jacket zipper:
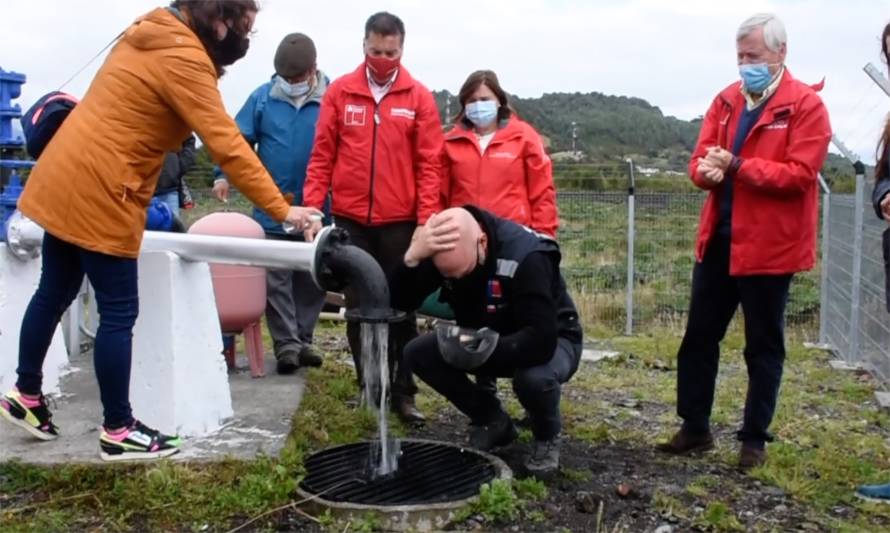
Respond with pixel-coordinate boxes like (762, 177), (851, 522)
(367, 103), (380, 224)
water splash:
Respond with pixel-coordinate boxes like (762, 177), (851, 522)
(360, 322), (400, 477)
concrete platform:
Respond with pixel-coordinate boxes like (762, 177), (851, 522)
(0, 349), (305, 464)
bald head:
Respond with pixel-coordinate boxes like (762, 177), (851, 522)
(432, 208), (487, 279)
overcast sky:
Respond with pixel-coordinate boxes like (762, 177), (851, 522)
(4, 0), (890, 162)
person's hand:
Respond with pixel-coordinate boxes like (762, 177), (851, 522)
(697, 158), (724, 185)
(283, 206), (323, 240)
(303, 214), (323, 242)
(212, 179), (230, 203)
(881, 194), (890, 221)
(404, 212), (461, 266)
(704, 146), (733, 172)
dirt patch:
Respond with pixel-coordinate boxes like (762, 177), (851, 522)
(404, 405), (814, 532)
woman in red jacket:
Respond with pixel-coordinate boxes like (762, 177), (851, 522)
(441, 70), (558, 236)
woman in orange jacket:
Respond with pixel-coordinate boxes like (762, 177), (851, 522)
(441, 70), (558, 237)
(0, 0), (320, 462)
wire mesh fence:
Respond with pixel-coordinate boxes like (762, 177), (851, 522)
(821, 177), (890, 384)
(179, 161), (826, 339)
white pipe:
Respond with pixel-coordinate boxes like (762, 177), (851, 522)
(6, 213), (333, 284)
(140, 231), (317, 271)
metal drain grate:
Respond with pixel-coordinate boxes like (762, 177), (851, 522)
(299, 440), (498, 506)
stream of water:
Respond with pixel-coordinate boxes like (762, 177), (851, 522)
(360, 321), (400, 477)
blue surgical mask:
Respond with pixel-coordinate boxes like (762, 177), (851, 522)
(465, 101), (498, 128)
(739, 63), (775, 93)
(277, 76), (311, 98)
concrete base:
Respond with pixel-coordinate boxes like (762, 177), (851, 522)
(0, 351), (305, 464)
(875, 391), (890, 410)
(829, 360), (862, 371)
(803, 342), (833, 351)
(581, 349), (620, 363)
(0, 244), (68, 394)
(131, 251), (233, 437)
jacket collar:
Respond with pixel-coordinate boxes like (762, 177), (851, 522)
(342, 62), (416, 98)
(268, 70), (329, 109)
(445, 116), (522, 144)
(718, 68), (817, 117)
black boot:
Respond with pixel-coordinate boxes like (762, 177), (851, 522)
(468, 411), (517, 451)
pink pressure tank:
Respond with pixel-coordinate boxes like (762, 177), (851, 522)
(188, 213), (266, 333)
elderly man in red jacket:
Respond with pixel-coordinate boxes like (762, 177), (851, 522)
(656, 13), (831, 470)
(302, 11), (443, 424)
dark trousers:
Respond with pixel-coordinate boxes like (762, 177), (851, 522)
(264, 233), (326, 354)
(335, 216), (418, 400)
(676, 236), (792, 445)
(405, 333), (582, 441)
(17, 232), (138, 429)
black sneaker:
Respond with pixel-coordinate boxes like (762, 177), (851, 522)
(0, 388), (60, 441)
(298, 344), (324, 368)
(275, 346), (301, 375)
(468, 412), (518, 451)
(99, 420), (181, 462)
(525, 438), (560, 476)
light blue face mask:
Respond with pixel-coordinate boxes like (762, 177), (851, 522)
(277, 76), (311, 98)
(465, 100), (498, 128)
(739, 63), (776, 93)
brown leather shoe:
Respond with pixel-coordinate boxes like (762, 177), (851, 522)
(655, 429), (714, 455)
(738, 444), (767, 471)
(392, 396), (426, 426)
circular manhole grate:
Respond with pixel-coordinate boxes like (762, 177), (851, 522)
(299, 439), (503, 506)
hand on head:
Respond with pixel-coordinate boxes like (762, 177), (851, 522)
(404, 210), (462, 266)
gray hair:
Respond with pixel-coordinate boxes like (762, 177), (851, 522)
(737, 13), (787, 52)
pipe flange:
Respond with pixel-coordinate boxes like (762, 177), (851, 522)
(5, 211), (43, 261)
(311, 225), (351, 292)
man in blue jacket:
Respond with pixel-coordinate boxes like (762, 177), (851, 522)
(214, 33), (329, 374)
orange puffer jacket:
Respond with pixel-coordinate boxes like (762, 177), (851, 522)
(18, 7), (290, 257)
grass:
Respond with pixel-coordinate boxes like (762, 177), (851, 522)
(4, 323), (890, 531)
(596, 329), (890, 531)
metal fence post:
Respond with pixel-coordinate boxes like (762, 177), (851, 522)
(817, 174), (831, 346)
(848, 163), (867, 365)
(625, 158), (635, 336)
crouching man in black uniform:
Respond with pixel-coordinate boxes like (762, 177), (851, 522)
(391, 206), (583, 474)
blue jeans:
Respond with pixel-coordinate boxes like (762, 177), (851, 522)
(155, 191), (180, 217)
(17, 232), (138, 429)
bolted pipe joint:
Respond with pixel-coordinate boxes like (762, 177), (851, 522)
(312, 226), (404, 324)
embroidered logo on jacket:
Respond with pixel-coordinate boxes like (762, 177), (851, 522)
(764, 120), (789, 130)
(390, 108), (416, 120)
(489, 151), (516, 159)
(344, 105), (367, 126)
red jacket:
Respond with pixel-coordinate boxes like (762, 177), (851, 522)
(442, 117), (558, 236)
(689, 69), (831, 275)
(303, 64), (443, 225)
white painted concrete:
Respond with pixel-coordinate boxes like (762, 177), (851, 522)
(0, 243), (68, 394)
(131, 251), (233, 437)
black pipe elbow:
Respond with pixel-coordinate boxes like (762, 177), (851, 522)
(313, 226), (402, 323)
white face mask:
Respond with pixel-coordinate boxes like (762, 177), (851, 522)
(277, 75), (311, 98)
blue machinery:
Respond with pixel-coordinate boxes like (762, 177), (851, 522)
(0, 67), (33, 241)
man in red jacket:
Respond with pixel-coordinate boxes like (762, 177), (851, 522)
(656, 13), (831, 470)
(302, 12), (443, 424)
